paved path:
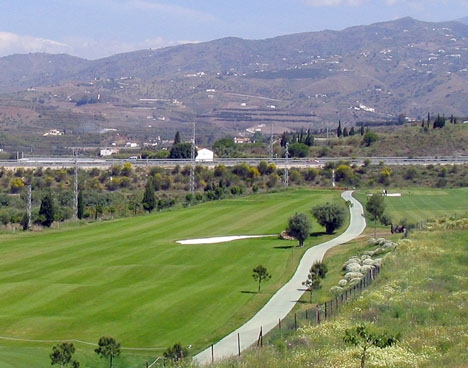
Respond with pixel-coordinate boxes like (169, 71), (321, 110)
(194, 190), (366, 365)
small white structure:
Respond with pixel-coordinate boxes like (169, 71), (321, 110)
(196, 148), (214, 162)
(100, 148), (118, 157)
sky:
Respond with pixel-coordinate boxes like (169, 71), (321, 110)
(1, 0), (468, 60)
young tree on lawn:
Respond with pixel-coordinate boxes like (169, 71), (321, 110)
(287, 212), (311, 247)
(365, 193), (388, 237)
(252, 265), (271, 292)
(142, 176), (156, 212)
(302, 262), (328, 302)
(311, 202), (346, 234)
(95, 336), (121, 368)
(344, 324), (399, 368)
(39, 192), (54, 227)
(50, 342), (80, 368)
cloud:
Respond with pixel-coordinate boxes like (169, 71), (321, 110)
(0, 32), (72, 57)
(64, 36), (198, 60)
(0, 31), (196, 60)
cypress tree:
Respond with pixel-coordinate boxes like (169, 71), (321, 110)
(142, 176), (156, 213)
(39, 192), (54, 227)
(337, 120), (342, 138)
(77, 190), (84, 220)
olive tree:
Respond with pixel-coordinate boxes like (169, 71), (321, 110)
(311, 202), (346, 234)
(287, 212), (311, 247)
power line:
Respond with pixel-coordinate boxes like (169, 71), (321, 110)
(283, 142), (289, 187)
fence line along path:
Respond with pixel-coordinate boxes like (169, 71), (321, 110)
(194, 190), (366, 365)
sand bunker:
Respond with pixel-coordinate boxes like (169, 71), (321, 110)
(177, 235), (275, 245)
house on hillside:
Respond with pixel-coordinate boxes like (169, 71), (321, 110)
(195, 148), (214, 162)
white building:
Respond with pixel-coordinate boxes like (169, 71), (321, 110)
(195, 148), (214, 162)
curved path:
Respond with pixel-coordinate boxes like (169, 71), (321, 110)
(194, 191), (366, 365)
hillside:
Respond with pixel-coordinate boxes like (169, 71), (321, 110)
(1, 17), (468, 154)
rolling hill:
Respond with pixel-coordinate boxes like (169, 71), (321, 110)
(1, 17), (468, 153)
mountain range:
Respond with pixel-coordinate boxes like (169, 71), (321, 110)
(1, 16), (468, 151)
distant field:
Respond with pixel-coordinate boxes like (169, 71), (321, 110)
(355, 187), (468, 225)
(0, 189), (343, 367)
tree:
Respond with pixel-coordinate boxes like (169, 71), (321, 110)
(360, 124), (365, 136)
(365, 193), (388, 238)
(302, 262), (328, 302)
(337, 120), (342, 138)
(344, 324), (399, 368)
(287, 212), (311, 247)
(39, 192), (54, 227)
(77, 190), (84, 220)
(362, 132), (378, 146)
(95, 336), (121, 368)
(50, 342), (80, 368)
(142, 176), (156, 212)
(169, 143), (193, 159)
(311, 202), (346, 234)
(163, 342), (188, 362)
(20, 212), (29, 231)
(173, 131), (181, 144)
(212, 137), (237, 157)
(252, 264), (271, 292)
(304, 129), (314, 146)
(288, 142), (309, 158)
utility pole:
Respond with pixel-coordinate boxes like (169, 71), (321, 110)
(27, 184), (32, 230)
(73, 150), (78, 220)
(283, 142), (289, 187)
(189, 122), (196, 194)
(269, 123), (273, 160)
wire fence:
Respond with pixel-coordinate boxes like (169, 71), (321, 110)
(259, 265), (381, 346)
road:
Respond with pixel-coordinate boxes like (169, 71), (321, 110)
(194, 190), (366, 365)
(2, 155), (468, 169)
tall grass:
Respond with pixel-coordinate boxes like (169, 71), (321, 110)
(214, 221), (468, 367)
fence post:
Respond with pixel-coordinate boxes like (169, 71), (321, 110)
(278, 318), (281, 331)
(294, 313), (297, 330)
(238, 333), (241, 356)
(211, 344), (214, 363)
(257, 326), (263, 347)
(305, 309), (308, 320)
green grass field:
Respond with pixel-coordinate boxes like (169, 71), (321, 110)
(0, 189), (344, 367)
(355, 187), (468, 226)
